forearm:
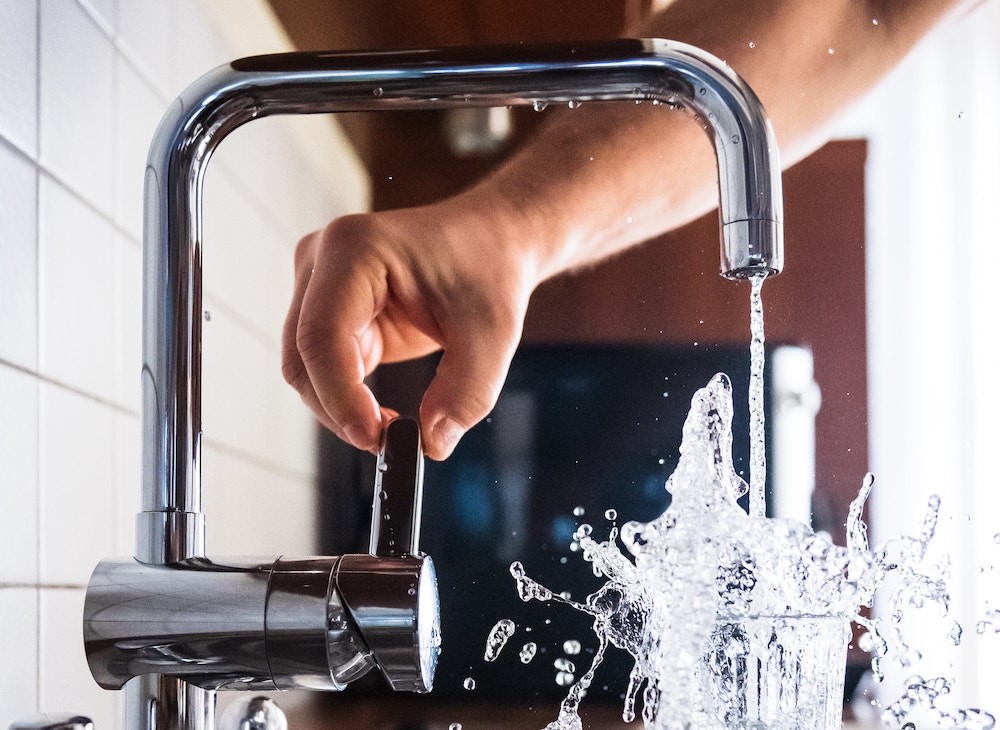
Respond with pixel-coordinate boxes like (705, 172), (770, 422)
(283, 0), (976, 458)
(458, 0), (972, 283)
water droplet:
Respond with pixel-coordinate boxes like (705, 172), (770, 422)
(731, 134), (740, 144)
(203, 310), (212, 321)
(554, 657), (576, 672)
(383, 513), (390, 520)
(748, 41), (756, 49)
(555, 671), (575, 687)
(605, 509), (617, 521)
(462, 677), (476, 691)
(858, 632), (876, 652)
(519, 642), (537, 663)
(567, 100), (581, 110)
(662, 392), (669, 398)
(828, 47), (835, 55)
(872, 18), (879, 26)
(372, 87), (383, 97)
(407, 586), (416, 596)
(559, 590), (571, 600)
(449, 724), (462, 730)
(958, 111), (966, 119)
(698, 87), (707, 96)
(484, 619), (516, 662)
(573, 506), (585, 517)
(993, 532), (1000, 544)
(563, 639), (581, 655)
(658, 458), (665, 465)
(948, 621), (963, 645)
(379, 489), (388, 500)
(531, 100), (548, 112)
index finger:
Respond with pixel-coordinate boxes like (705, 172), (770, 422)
(294, 247), (387, 452)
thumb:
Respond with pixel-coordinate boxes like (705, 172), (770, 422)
(419, 315), (520, 460)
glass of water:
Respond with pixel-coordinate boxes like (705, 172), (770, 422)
(692, 613), (851, 730)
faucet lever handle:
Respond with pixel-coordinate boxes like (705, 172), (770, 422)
(370, 416), (425, 557)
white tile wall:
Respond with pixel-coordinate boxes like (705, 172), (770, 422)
(0, 0), (39, 158)
(114, 57), (166, 240)
(202, 445), (318, 557)
(112, 412), (140, 555)
(0, 142), (39, 369)
(202, 170), (293, 339)
(38, 383), (115, 585)
(113, 236), (141, 410)
(39, 588), (116, 727)
(38, 175), (116, 402)
(38, 0), (115, 215)
(0, 588), (39, 721)
(172, 0), (229, 97)
(117, 0), (175, 98)
(78, 0), (116, 37)
(0, 0), (369, 724)
(202, 297), (316, 481)
(0, 365), (39, 584)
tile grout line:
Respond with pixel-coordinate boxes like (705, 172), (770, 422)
(33, 0), (43, 711)
(1, 582), (88, 591)
(201, 434), (316, 485)
(111, 20), (123, 557)
(0, 357), (140, 420)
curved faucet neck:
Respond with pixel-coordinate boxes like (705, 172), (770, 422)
(137, 38), (783, 565)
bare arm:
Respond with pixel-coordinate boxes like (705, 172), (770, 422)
(477, 0), (975, 279)
(282, 0), (972, 460)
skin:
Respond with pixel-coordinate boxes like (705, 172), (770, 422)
(282, 0), (975, 460)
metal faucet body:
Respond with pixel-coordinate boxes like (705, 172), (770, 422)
(83, 39), (783, 730)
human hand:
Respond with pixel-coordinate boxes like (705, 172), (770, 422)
(281, 196), (541, 460)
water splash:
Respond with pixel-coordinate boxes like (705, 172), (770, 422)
(508, 375), (993, 729)
(484, 619), (516, 662)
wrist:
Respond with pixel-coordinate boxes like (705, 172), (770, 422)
(444, 170), (579, 286)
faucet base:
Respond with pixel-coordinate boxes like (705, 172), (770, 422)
(84, 556), (373, 691)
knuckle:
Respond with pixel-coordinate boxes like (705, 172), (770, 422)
(293, 231), (318, 269)
(295, 320), (332, 366)
(449, 375), (502, 428)
(280, 355), (308, 391)
(321, 214), (372, 251)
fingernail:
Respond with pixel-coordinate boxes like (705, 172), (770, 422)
(432, 417), (465, 459)
(343, 422), (373, 451)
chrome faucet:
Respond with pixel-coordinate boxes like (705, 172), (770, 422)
(82, 39), (782, 730)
